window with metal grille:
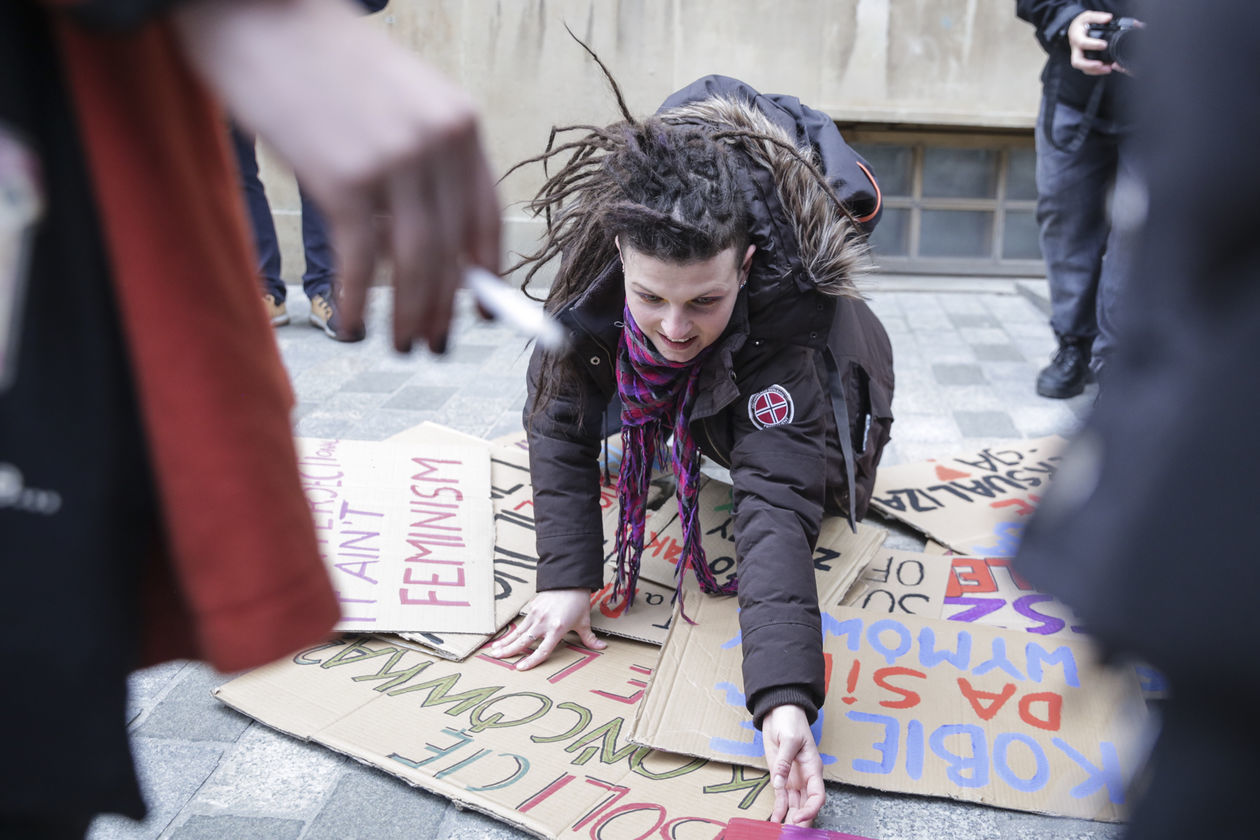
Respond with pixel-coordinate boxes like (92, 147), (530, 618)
(844, 129), (1042, 276)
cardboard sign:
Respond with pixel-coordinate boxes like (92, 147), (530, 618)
(843, 549), (954, 618)
(381, 424), (540, 660)
(592, 478), (885, 644)
(390, 424), (671, 658)
(869, 438), (1067, 555)
(295, 437), (494, 634)
(215, 634), (776, 839)
(632, 599), (1147, 822)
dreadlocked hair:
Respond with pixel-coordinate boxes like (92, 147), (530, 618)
(508, 34), (865, 424)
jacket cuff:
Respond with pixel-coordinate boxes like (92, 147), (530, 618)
(1045, 4), (1088, 44)
(534, 533), (607, 592)
(750, 685), (819, 730)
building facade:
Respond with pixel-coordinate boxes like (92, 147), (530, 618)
(254, 1), (1048, 280)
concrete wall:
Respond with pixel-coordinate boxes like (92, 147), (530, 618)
(256, 0), (1046, 284)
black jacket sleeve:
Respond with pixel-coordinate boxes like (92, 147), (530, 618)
(1016, 0), (1088, 52)
(522, 345), (611, 593)
(727, 345), (829, 728)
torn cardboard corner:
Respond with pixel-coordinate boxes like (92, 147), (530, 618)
(591, 476), (885, 645)
(296, 436), (494, 635)
(632, 597), (1148, 822)
(215, 634), (776, 839)
(386, 422), (540, 661)
(869, 437), (1068, 555)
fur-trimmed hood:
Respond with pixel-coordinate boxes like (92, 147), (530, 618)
(658, 83), (879, 300)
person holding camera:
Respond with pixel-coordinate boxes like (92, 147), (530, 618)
(1016, 1), (1141, 397)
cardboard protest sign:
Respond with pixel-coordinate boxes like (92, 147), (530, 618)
(843, 549), (954, 618)
(296, 437), (494, 635)
(632, 599), (1148, 821)
(592, 478), (885, 644)
(941, 555), (1086, 639)
(869, 437), (1067, 555)
(379, 424), (540, 660)
(215, 633), (776, 839)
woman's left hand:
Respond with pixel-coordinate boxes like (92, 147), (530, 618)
(761, 704), (826, 826)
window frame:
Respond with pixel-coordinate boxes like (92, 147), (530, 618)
(841, 126), (1044, 277)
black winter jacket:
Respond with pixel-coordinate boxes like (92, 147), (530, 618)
(524, 76), (893, 727)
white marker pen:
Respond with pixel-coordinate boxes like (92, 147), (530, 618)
(463, 266), (567, 351)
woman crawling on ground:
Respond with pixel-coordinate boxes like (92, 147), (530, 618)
(489, 67), (893, 826)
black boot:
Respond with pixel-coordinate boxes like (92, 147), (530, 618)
(1036, 338), (1091, 398)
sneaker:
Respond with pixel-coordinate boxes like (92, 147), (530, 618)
(1035, 338), (1091, 399)
(263, 293), (289, 327)
(308, 293), (366, 342)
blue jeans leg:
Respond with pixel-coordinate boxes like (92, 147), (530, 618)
(298, 187), (335, 301)
(229, 124), (284, 301)
(1035, 97), (1122, 347)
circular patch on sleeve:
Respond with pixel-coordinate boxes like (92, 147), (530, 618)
(748, 384), (795, 429)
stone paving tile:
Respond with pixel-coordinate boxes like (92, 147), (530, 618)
(189, 723), (345, 815)
(959, 326), (1013, 345)
(866, 790), (1003, 840)
(433, 394), (528, 437)
(984, 294), (1049, 324)
(948, 311), (999, 328)
(381, 385), (459, 411)
(972, 343), (1026, 362)
(303, 767), (449, 840)
(890, 381), (946, 415)
(134, 664), (251, 743)
(996, 810), (1126, 840)
(1001, 318), (1056, 339)
(932, 363), (987, 386)
(876, 314), (911, 336)
(88, 740), (226, 840)
(890, 412), (963, 445)
(940, 384), (1011, 412)
(435, 805), (528, 840)
(954, 409), (1022, 438)
(903, 309), (955, 331)
(166, 815), (304, 840)
(338, 370), (415, 393)
(1009, 402), (1087, 438)
(909, 326), (969, 347)
(343, 407), (441, 441)
(125, 661), (189, 728)
(934, 293), (990, 315)
(294, 392), (394, 438)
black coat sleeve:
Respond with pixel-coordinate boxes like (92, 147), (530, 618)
(1016, 0), (1088, 52)
(727, 345), (829, 727)
(523, 345), (611, 593)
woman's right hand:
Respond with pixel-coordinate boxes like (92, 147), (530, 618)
(486, 588), (606, 670)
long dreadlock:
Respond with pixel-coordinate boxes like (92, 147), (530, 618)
(507, 31), (865, 421)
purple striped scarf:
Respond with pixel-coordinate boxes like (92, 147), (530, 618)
(613, 306), (737, 617)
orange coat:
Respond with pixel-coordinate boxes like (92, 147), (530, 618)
(52, 13), (339, 672)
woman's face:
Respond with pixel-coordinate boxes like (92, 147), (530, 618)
(620, 241), (755, 364)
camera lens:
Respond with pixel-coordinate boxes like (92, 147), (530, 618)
(1111, 27), (1138, 68)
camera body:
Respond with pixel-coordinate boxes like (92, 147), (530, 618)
(1084, 17), (1140, 66)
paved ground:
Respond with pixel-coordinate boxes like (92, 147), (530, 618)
(87, 277), (1119, 840)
